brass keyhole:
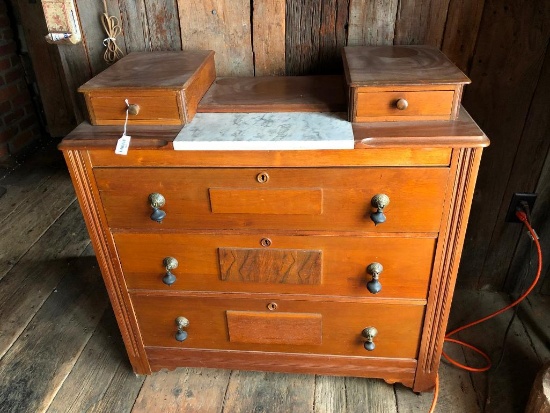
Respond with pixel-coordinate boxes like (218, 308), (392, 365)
(267, 302), (278, 311)
(260, 238), (272, 247)
(256, 172), (269, 183)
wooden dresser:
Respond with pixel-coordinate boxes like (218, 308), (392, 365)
(59, 49), (488, 392)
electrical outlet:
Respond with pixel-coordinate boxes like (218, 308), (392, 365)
(505, 193), (537, 223)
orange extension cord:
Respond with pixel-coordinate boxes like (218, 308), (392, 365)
(429, 210), (543, 413)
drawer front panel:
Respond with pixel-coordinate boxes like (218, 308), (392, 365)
(218, 247), (323, 285)
(87, 92), (182, 125)
(115, 233), (435, 299)
(209, 188), (323, 215)
(96, 167), (449, 232)
(356, 90), (454, 122)
(131, 294), (425, 358)
(226, 311), (323, 346)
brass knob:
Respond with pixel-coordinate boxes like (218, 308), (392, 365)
(148, 193), (166, 223)
(396, 98), (408, 110)
(366, 262), (383, 294)
(175, 316), (189, 342)
(370, 194), (390, 225)
(128, 103), (140, 116)
(162, 257), (178, 286)
(362, 326), (378, 351)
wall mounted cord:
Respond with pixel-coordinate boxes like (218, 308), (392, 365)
(429, 209), (543, 413)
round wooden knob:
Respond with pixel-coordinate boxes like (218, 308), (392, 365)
(396, 99), (408, 110)
(128, 103), (140, 116)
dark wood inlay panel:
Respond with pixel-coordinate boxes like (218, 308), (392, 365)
(219, 247), (322, 285)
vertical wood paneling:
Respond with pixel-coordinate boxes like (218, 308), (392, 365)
(505, 44), (550, 294)
(74, 0), (127, 76)
(178, 0), (253, 76)
(348, 0), (398, 46)
(253, 0), (286, 76)
(13, 0), (75, 136)
(534, 154), (550, 294)
(285, 0), (349, 75)
(457, 0), (550, 289)
(441, 0), (485, 72)
(56, 44), (91, 124)
(318, 0), (349, 74)
(393, 0), (450, 47)
(285, 0), (320, 75)
(143, 0), (181, 51)
(118, 0), (150, 52)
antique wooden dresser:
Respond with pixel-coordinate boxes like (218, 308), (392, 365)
(59, 46), (488, 392)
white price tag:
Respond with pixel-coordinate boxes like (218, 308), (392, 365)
(115, 135), (131, 155)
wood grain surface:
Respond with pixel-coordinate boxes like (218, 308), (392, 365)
(198, 76), (347, 113)
(219, 247), (323, 285)
(209, 188), (323, 215)
(343, 45), (470, 86)
(132, 293), (424, 358)
(348, 0), (398, 46)
(356, 90), (455, 120)
(253, 0), (285, 76)
(95, 166), (449, 232)
(226, 311), (323, 345)
(115, 232), (435, 299)
(178, 0), (253, 76)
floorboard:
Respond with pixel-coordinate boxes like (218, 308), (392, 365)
(132, 368), (231, 413)
(0, 245), (108, 412)
(222, 371), (315, 413)
(0, 202), (90, 358)
(0, 169), (76, 280)
(46, 308), (144, 413)
(448, 290), (542, 413)
(313, 376), (346, 412)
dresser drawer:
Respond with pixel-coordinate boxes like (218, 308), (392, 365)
(355, 89), (455, 122)
(78, 50), (216, 126)
(115, 233), (435, 299)
(131, 293), (424, 359)
(85, 92), (183, 125)
(95, 167), (449, 232)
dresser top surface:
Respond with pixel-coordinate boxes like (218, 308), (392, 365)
(343, 45), (471, 87)
(62, 76), (487, 151)
(198, 76), (346, 113)
(79, 51), (214, 91)
(59, 108), (487, 151)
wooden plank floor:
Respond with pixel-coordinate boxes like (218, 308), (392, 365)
(1, 143), (548, 413)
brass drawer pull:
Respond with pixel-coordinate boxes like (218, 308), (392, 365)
(362, 326), (378, 351)
(366, 262), (383, 294)
(128, 103), (140, 116)
(175, 316), (189, 342)
(148, 192), (166, 223)
(370, 194), (390, 225)
(162, 257), (178, 286)
(395, 98), (408, 110)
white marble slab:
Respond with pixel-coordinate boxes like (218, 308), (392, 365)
(173, 112), (354, 150)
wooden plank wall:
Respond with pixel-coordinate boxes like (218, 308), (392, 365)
(17, 0), (550, 293)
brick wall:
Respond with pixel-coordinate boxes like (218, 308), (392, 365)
(0, 0), (41, 161)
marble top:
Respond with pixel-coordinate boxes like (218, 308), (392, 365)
(173, 112), (354, 150)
